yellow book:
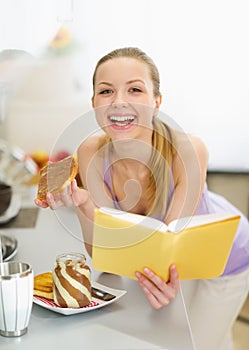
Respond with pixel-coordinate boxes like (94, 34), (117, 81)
(92, 207), (240, 281)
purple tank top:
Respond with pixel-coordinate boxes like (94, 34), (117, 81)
(196, 184), (249, 275)
(103, 155), (249, 276)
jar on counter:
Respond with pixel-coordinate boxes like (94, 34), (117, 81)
(52, 253), (91, 308)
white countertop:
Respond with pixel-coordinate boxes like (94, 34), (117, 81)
(1, 206), (195, 350)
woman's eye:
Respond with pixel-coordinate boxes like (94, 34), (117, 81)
(129, 88), (142, 93)
(99, 89), (112, 95)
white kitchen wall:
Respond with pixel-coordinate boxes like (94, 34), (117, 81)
(0, 0), (248, 171)
(3, 54), (90, 156)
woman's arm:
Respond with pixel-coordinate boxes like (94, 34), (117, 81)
(166, 134), (209, 224)
(34, 135), (114, 257)
(76, 137), (115, 256)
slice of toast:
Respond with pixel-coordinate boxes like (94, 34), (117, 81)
(37, 155), (78, 200)
(34, 272), (54, 300)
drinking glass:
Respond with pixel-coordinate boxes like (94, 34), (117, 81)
(0, 261), (33, 337)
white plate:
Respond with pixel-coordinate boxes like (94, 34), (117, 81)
(0, 193), (21, 224)
(0, 233), (18, 261)
(33, 281), (127, 315)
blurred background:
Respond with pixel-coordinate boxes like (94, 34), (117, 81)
(0, 0), (248, 172)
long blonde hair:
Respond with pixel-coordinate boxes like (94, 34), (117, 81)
(93, 47), (176, 219)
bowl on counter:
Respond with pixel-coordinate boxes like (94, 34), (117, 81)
(0, 182), (12, 216)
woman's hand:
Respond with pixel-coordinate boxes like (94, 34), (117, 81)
(34, 179), (90, 210)
(135, 265), (179, 309)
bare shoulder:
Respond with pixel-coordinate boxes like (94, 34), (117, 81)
(173, 132), (209, 182)
(78, 134), (102, 158)
(77, 134), (105, 181)
(175, 132), (209, 163)
(188, 134), (209, 161)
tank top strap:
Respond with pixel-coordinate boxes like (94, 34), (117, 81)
(168, 169), (174, 205)
(103, 144), (121, 209)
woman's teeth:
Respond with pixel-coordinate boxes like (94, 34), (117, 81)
(109, 115), (135, 126)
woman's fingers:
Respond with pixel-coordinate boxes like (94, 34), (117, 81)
(71, 181), (90, 207)
(46, 192), (59, 210)
(34, 198), (49, 208)
(168, 265), (180, 292)
(59, 184), (74, 207)
(140, 283), (168, 309)
(34, 179), (89, 211)
(135, 265), (179, 309)
(143, 268), (168, 292)
(135, 270), (169, 309)
(36, 180), (88, 210)
(71, 178), (78, 191)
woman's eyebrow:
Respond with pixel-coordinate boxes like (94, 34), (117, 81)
(97, 79), (145, 87)
(127, 79), (145, 85)
(97, 81), (113, 86)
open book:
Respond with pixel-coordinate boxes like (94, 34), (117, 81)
(92, 207), (240, 281)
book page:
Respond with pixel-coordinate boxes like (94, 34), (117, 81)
(168, 212), (239, 233)
(99, 207), (168, 232)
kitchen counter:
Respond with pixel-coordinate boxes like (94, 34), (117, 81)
(1, 206), (195, 350)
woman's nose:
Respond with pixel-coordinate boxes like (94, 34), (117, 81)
(112, 91), (128, 107)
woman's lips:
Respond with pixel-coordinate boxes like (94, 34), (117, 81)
(108, 114), (136, 129)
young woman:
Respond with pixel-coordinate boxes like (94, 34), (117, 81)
(35, 47), (249, 350)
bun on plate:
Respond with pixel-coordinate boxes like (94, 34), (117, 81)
(37, 154), (78, 200)
(34, 272), (53, 300)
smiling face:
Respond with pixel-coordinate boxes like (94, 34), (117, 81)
(92, 57), (162, 142)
